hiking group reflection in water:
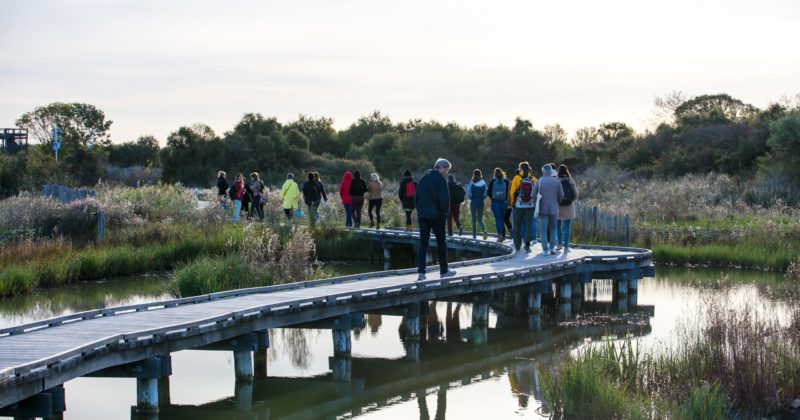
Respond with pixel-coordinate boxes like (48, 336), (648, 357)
(150, 287), (651, 420)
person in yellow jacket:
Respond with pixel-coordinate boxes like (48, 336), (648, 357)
(508, 162), (538, 250)
(280, 173), (301, 225)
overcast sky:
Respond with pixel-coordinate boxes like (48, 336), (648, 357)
(2, 0), (799, 144)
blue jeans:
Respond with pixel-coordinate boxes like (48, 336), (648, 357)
(557, 219), (572, 248)
(232, 199), (242, 222)
(418, 217), (448, 275)
(491, 200), (507, 235)
(539, 214), (558, 252)
(343, 204), (352, 227)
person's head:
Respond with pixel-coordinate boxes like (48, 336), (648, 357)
(307, 172), (315, 181)
(313, 172), (321, 181)
(287, 173), (294, 180)
(218, 171), (226, 178)
(542, 164), (553, 177)
(558, 164), (571, 178)
(354, 170), (361, 179)
(472, 169), (482, 182)
(493, 167), (505, 179)
(370, 173), (379, 182)
(434, 158), (452, 177)
(403, 169), (412, 177)
(519, 162), (531, 178)
(250, 172), (259, 180)
(236, 173), (243, 181)
(548, 163), (558, 176)
(447, 174), (455, 183)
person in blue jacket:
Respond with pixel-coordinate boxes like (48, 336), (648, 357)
(415, 158), (457, 281)
(466, 169), (488, 239)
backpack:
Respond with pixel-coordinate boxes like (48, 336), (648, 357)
(492, 179), (507, 201)
(560, 178), (576, 206)
(517, 177), (534, 207)
(404, 180), (416, 198)
(452, 184), (466, 203)
(228, 184), (237, 200)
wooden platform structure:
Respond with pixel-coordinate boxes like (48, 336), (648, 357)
(0, 228), (654, 416)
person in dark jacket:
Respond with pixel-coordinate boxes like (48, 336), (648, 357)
(242, 181), (253, 217)
(348, 171), (368, 228)
(302, 172), (322, 227)
(249, 172), (265, 221)
(217, 171), (228, 210)
(398, 169), (417, 232)
(313, 172), (327, 224)
(487, 167), (510, 242)
(447, 174), (465, 236)
(415, 158), (457, 281)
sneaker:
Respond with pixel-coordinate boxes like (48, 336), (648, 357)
(417, 273), (426, 281)
(482, 231), (488, 240)
(524, 245), (532, 253)
(472, 234), (477, 239)
(496, 236), (504, 243)
(556, 245), (563, 251)
(549, 249), (557, 255)
(458, 226), (463, 236)
(440, 270), (457, 278)
(564, 247), (570, 253)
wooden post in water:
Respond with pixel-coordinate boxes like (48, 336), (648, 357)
(527, 291), (542, 314)
(234, 350), (254, 380)
(135, 378), (158, 413)
(234, 379), (253, 411)
(471, 303), (489, 326)
(559, 282), (572, 300)
(615, 279), (629, 296)
(331, 314), (354, 381)
(254, 330), (269, 379)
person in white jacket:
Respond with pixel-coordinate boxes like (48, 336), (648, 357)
(466, 169), (488, 239)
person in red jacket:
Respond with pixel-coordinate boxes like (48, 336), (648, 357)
(339, 171), (353, 227)
(231, 173), (244, 222)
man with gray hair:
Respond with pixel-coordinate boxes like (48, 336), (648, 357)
(414, 158), (457, 281)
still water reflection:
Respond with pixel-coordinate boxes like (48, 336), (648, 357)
(0, 267), (792, 419)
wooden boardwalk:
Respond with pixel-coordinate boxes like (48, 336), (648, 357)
(0, 228), (653, 410)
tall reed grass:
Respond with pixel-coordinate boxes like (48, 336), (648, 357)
(172, 225), (320, 297)
(540, 292), (800, 418)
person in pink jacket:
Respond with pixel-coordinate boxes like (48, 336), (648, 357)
(339, 171), (353, 227)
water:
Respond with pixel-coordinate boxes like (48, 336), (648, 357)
(0, 267), (794, 419)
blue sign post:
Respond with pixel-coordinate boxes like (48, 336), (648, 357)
(51, 127), (62, 161)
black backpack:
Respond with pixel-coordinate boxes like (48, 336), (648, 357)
(452, 184), (466, 203)
(560, 179), (576, 205)
(228, 185), (237, 200)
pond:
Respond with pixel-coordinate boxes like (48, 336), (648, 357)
(0, 265), (794, 419)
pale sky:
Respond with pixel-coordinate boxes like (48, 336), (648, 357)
(2, 0), (799, 144)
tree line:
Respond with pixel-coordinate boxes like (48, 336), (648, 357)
(2, 93), (799, 197)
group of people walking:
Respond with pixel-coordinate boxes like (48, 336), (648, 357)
(217, 171), (266, 222)
(215, 157), (578, 282)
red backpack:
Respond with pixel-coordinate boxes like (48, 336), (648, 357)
(405, 181), (416, 198)
(517, 177), (534, 206)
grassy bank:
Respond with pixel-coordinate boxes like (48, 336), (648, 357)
(172, 225), (319, 297)
(540, 293), (800, 418)
(0, 223), (238, 297)
(651, 243), (797, 271)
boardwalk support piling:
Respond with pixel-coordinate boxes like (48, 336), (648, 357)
(135, 378), (159, 414)
(234, 350), (254, 380)
(528, 291), (542, 314)
(615, 279), (629, 296)
(559, 282), (572, 300)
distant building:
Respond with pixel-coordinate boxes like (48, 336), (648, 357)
(0, 128), (28, 154)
